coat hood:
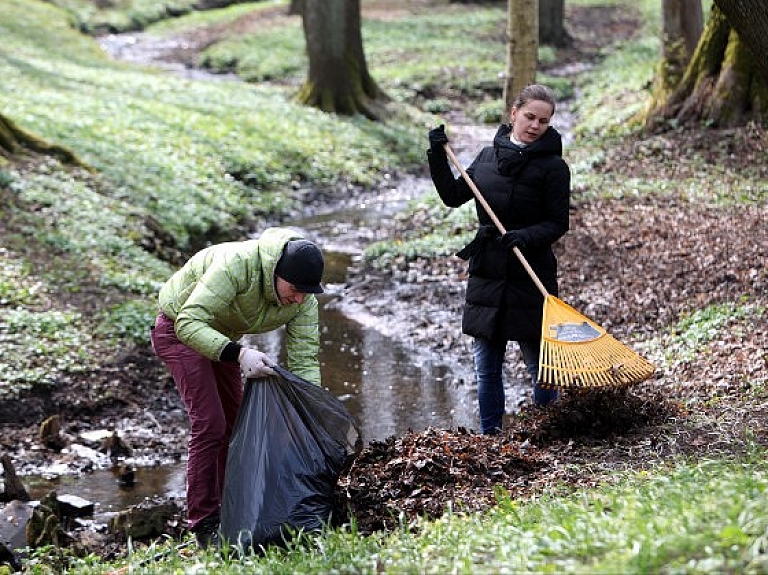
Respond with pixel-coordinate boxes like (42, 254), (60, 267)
(493, 124), (563, 177)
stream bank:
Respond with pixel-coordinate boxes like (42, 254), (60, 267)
(2, 2), (767, 568)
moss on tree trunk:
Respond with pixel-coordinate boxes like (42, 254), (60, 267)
(643, 5), (768, 130)
(296, 55), (386, 120)
(0, 115), (22, 156)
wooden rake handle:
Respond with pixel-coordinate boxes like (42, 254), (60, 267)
(443, 142), (550, 298)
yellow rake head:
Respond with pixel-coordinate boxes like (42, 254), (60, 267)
(537, 296), (656, 390)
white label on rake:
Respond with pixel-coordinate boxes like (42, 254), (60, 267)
(549, 322), (601, 342)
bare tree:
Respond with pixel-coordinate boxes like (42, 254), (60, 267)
(0, 115), (19, 156)
(502, 0), (539, 122)
(644, 3), (768, 129)
(288, 0), (303, 16)
(539, 0), (571, 47)
(661, 0), (703, 85)
(644, 0), (703, 123)
(296, 0), (388, 120)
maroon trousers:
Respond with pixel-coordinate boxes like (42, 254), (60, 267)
(151, 313), (243, 530)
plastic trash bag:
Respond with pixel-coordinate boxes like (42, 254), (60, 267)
(220, 365), (362, 549)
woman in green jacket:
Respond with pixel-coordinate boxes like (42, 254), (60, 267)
(151, 227), (324, 546)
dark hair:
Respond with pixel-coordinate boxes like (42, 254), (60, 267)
(513, 84), (556, 114)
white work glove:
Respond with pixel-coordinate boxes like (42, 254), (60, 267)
(238, 347), (276, 379)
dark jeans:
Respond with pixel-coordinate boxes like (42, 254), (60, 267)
(473, 337), (558, 434)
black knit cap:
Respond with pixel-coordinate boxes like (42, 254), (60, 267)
(275, 239), (324, 294)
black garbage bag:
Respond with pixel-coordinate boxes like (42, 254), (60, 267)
(220, 365), (362, 549)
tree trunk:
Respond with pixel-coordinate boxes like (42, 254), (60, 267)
(539, 0), (571, 47)
(1, 455), (31, 503)
(502, 0), (538, 122)
(296, 0), (387, 120)
(644, 0), (703, 122)
(670, 0), (703, 58)
(0, 115), (22, 156)
(288, 0), (304, 16)
(662, 0), (703, 86)
(0, 113), (84, 165)
(715, 0), (768, 84)
(643, 4), (768, 130)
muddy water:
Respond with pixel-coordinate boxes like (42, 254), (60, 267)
(26, 174), (480, 516)
(26, 33), (573, 515)
(26, 466), (187, 522)
(251, 176), (481, 443)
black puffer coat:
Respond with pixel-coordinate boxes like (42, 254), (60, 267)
(428, 124), (570, 341)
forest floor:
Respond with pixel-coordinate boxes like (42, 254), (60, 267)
(1, 0), (767, 564)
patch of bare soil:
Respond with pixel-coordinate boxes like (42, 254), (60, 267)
(1, 0), (767, 566)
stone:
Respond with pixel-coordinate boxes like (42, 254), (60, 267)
(56, 494), (95, 518)
(0, 500), (34, 569)
(109, 499), (183, 540)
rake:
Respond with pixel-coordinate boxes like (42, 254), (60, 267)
(444, 143), (655, 389)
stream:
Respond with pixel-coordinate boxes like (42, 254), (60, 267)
(26, 154), (484, 520)
(25, 29), (574, 517)
(252, 171), (484, 441)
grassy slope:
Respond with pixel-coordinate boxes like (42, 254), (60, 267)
(2, 0), (768, 572)
(0, 0), (428, 394)
(0, 0), (426, 247)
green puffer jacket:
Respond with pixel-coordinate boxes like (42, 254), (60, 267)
(158, 227), (321, 384)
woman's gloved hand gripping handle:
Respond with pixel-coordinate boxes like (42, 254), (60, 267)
(428, 124), (449, 155)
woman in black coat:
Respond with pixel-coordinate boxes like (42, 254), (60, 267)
(427, 84), (571, 434)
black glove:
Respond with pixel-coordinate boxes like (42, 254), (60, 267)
(428, 124), (449, 154)
(501, 230), (526, 250)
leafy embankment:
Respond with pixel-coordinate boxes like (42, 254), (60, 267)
(340, 123), (768, 535)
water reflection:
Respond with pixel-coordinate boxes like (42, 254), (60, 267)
(253, 303), (475, 444)
(250, 179), (479, 443)
(27, 465), (186, 521)
(26, 302), (477, 512)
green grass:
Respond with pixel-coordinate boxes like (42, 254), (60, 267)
(0, 308), (93, 396)
(381, 458), (768, 573)
(149, 1), (273, 34)
(362, 193), (476, 265)
(0, 256), (41, 307)
(666, 300), (765, 362)
(194, 3), (569, 122)
(223, 8), (510, 95)
(8, 165), (172, 293)
(638, 300), (767, 408)
(0, 0), (428, 250)
(46, 455), (768, 573)
(47, 0), (238, 33)
(97, 299), (160, 344)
